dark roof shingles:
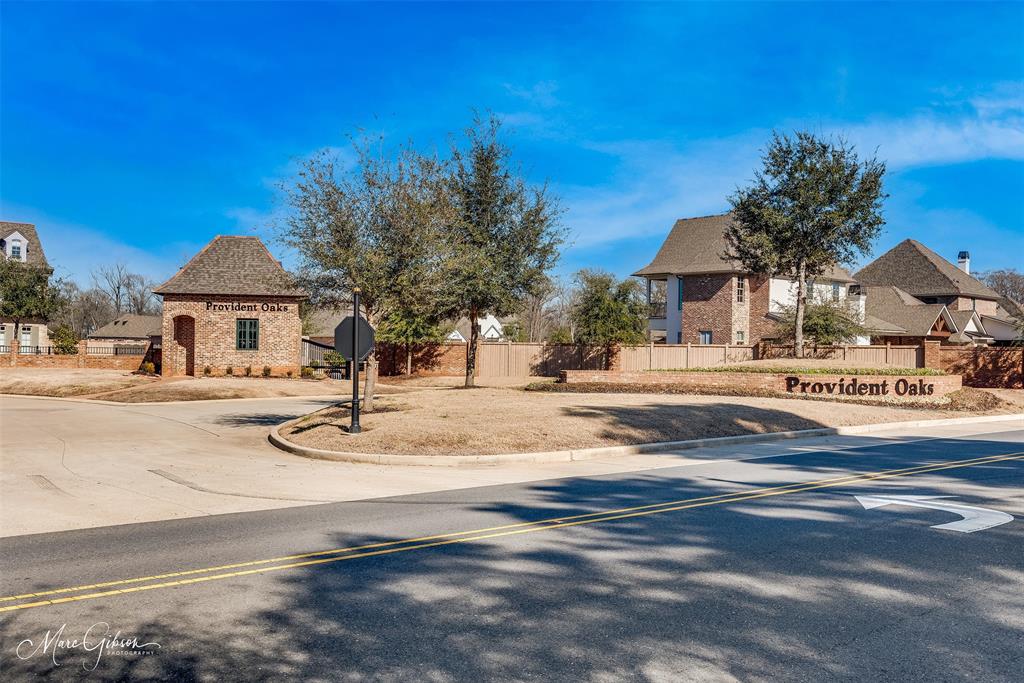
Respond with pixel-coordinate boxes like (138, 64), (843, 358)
(854, 239), (1000, 300)
(633, 213), (856, 282)
(0, 221), (49, 267)
(154, 236), (305, 297)
(90, 314), (163, 339)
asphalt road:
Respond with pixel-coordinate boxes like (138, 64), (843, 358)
(2, 428), (1022, 681)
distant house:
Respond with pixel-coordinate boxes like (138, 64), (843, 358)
(633, 213), (860, 345)
(302, 305), (354, 346)
(88, 314), (163, 349)
(855, 240), (1018, 345)
(446, 314), (506, 342)
(0, 221), (52, 350)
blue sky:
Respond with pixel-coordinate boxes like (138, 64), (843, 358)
(2, 1), (1022, 287)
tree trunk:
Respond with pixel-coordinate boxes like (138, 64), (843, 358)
(363, 355), (377, 412)
(465, 309), (478, 387)
(794, 261), (807, 359)
(406, 343), (412, 375)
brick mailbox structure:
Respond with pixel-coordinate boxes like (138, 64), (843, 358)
(154, 236), (306, 377)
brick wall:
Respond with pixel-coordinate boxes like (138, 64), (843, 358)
(376, 342), (468, 376)
(1, 341), (146, 371)
(560, 369), (962, 401)
(939, 346), (1024, 388)
(747, 275), (776, 343)
(730, 275), (748, 344)
(681, 274), (733, 344)
(161, 295), (303, 377)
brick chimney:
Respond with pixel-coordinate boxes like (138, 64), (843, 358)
(957, 250), (970, 274)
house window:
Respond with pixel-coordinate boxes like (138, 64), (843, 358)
(20, 325), (31, 347)
(699, 330), (713, 345)
(735, 331), (745, 344)
(736, 276), (745, 303)
(676, 331), (682, 344)
(236, 319), (259, 350)
(647, 279), (667, 318)
(832, 283), (841, 302)
(10, 241), (21, 260)
(677, 276), (684, 311)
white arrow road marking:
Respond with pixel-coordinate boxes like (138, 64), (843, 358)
(855, 495), (1014, 533)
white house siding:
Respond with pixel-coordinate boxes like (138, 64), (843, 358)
(665, 276), (683, 344)
(982, 316), (1021, 343)
(769, 277), (852, 312)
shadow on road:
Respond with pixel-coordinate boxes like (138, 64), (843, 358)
(3, 426), (1022, 681)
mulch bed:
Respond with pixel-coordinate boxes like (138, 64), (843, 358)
(528, 382), (1007, 412)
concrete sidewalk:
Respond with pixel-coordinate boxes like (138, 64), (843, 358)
(2, 394), (1021, 537)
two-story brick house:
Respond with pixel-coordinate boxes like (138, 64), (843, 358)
(0, 220), (53, 350)
(633, 213), (859, 345)
(855, 239), (1020, 345)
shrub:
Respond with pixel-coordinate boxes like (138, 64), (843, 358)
(203, 365), (212, 376)
(225, 366), (233, 376)
(51, 324), (80, 354)
(262, 366), (272, 377)
(140, 361), (156, 374)
(245, 365), (253, 377)
(301, 366), (314, 378)
(324, 351), (344, 367)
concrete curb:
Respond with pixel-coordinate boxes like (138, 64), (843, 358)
(269, 412), (1024, 468)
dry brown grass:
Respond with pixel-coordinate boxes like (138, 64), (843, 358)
(0, 368), (154, 397)
(282, 385), (1013, 456)
(101, 376), (365, 402)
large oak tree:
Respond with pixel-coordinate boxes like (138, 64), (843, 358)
(726, 131), (886, 357)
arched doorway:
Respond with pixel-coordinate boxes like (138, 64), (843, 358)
(172, 315), (195, 376)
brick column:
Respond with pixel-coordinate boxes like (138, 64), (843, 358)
(9, 340), (18, 367)
(77, 340), (88, 368)
(922, 340), (941, 370)
(606, 343), (623, 371)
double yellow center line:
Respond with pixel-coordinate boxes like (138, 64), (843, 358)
(2, 450), (1021, 613)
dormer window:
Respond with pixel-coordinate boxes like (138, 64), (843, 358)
(10, 240), (22, 260)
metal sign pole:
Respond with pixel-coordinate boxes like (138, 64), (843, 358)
(350, 288), (362, 434)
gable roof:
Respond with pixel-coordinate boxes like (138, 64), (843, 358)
(854, 239), (1000, 300)
(633, 213), (856, 282)
(0, 221), (49, 267)
(153, 236), (305, 297)
(862, 285), (952, 336)
(303, 305), (354, 338)
(90, 314), (163, 339)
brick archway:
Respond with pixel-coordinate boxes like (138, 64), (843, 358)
(171, 315), (195, 376)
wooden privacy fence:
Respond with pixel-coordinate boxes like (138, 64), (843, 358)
(617, 344), (755, 371)
(475, 342), (756, 377)
(763, 344), (922, 368)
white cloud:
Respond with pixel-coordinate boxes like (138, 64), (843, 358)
(503, 80), (561, 108)
(559, 86), (1023, 250)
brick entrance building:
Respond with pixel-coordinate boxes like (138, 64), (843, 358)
(154, 236), (306, 377)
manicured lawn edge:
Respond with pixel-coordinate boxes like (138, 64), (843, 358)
(268, 412), (1024, 467)
(653, 366), (946, 376)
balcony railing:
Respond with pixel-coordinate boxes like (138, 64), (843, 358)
(648, 301), (667, 319)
